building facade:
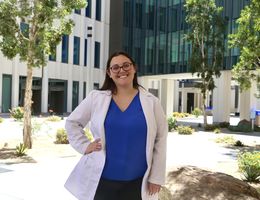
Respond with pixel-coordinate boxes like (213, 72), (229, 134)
(110, 0), (259, 122)
(0, 0), (110, 114)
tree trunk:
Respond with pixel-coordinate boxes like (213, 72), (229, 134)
(202, 96), (208, 126)
(23, 66), (33, 149)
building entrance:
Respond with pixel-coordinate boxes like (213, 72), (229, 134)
(187, 93), (194, 113)
(19, 76), (42, 115)
(48, 79), (67, 115)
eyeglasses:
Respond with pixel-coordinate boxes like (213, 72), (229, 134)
(109, 62), (133, 73)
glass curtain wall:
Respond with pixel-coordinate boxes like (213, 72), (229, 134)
(122, 0), (248, 76)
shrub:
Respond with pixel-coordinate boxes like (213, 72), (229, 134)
(9, 107), (24, 120)
(48, 109), (54, 115)
(168, 117), (177, 131)
(85, 128), (94, 142)
(214, 128), (221, 134)
(234, 140), (244, 147)
(16, 143), (27, 156)
(218, 121), (230, 128)
(192, 107), (202, 118)
(177, 125), (194, 135)
(238, 151), (260, 182)
(204, 124), (219, 131)
(55, 128), (69, 144)
(0, 117), (3, 123)
(172, 112), (185, 118)
(183, 112), (190, 117)
(31, 120), (42, 135)
(46, 115), (61, 122)
(215, 136), (236, 145)
(228, 119), (252, 132)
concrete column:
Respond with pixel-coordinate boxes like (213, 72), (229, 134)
(182, 91), (187, 113)
(69, 35), (74, 65)
(138, 76), (149, 90)
(173, 80), (179, 112)
(87, 35), (94, 93)
(11, 57), (19, 108)
(79, 37), (84, 67)
(181, 82), (185, 113)
(160, 79), (174, 117)
(212, 71), (231, 123)
(196, 93), (201, 109)
(78, 78), (83, 103)
(56, 42), (62, 63)
(239, 81), (258, 121)
(41, 66), (48, 113)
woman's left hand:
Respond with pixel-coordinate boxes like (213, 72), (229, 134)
(147, 182), (161, 195)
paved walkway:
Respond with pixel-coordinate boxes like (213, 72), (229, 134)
(0, 116), (259, 200)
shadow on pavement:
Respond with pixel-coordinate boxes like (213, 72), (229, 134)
(0, 148), (36, 164)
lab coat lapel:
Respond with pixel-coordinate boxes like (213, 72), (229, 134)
(139, 89), (153, 157)
(99, 91), (112, 149)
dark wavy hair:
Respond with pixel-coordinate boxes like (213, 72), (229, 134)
(100, 51), (141, 94)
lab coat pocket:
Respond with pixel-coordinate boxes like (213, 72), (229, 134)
(64, 154), (91, 199)
(64, 151), (105, 200)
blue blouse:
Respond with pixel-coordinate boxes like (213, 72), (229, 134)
(101, 93), (148, 181)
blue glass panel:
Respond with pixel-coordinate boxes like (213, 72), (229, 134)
(62, 35), (69, 63)
(73, 36), (80, 65)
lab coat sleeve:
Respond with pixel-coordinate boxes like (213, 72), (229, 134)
(65, 90), (95, 154)
(148, 98), (168, 185)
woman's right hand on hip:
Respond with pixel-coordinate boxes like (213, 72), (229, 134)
(85, 138), (102, 154)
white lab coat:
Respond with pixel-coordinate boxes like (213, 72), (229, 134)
(65, 88), (168, 200)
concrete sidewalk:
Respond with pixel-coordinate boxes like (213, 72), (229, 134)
(0, 116), (259, 200)
(0, 157), (79, 200)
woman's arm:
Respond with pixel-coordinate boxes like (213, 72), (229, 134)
(148, 98), (168, 186)
(65, 91), (95, 154)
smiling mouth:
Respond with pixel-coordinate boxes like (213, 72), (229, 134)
(118, 75), (128, 79)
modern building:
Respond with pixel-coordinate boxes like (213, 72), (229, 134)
(110, 0), (260, 122)
(0, 0), (110, 114)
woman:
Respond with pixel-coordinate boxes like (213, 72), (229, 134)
(65, 51), (168, 200)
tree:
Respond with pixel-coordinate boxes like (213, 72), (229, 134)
(0, 0), (86, 148)
(184, 0), (225, 125)
(228, 0), (260, 98)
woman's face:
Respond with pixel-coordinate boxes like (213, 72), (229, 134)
(107, 55), (136, 88)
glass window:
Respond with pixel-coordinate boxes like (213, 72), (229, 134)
(85, 0), (91, 18)
(73, 36), (80, 65)
(2, 74), (12, 113)
(169, 7), (178, 32)
(93, 83), (100, 89)
(94, 42), (100, 68)
(159, 7), (166, 32)
(96, 0), (101, 21)
(170, 32), (179, 63)
(146, 5), (154, 29)
(145, 37), (154, 66)
(62, 35), (69, 63)
(20, 22), (29, 38)
(72, 81), (79, 110)
(134, 47), (141, 69)
(83, 82), (86, 99)
(135, 3), (142, 28)
(84, 39), (87, 66)
(75, 9), (81, 15)
(123, 1), (130, 26)
(233, 0), (242, 19)
(49, 45), (56, 61)
(158, 34), (166, 64)
(169, 0), (180, 6)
